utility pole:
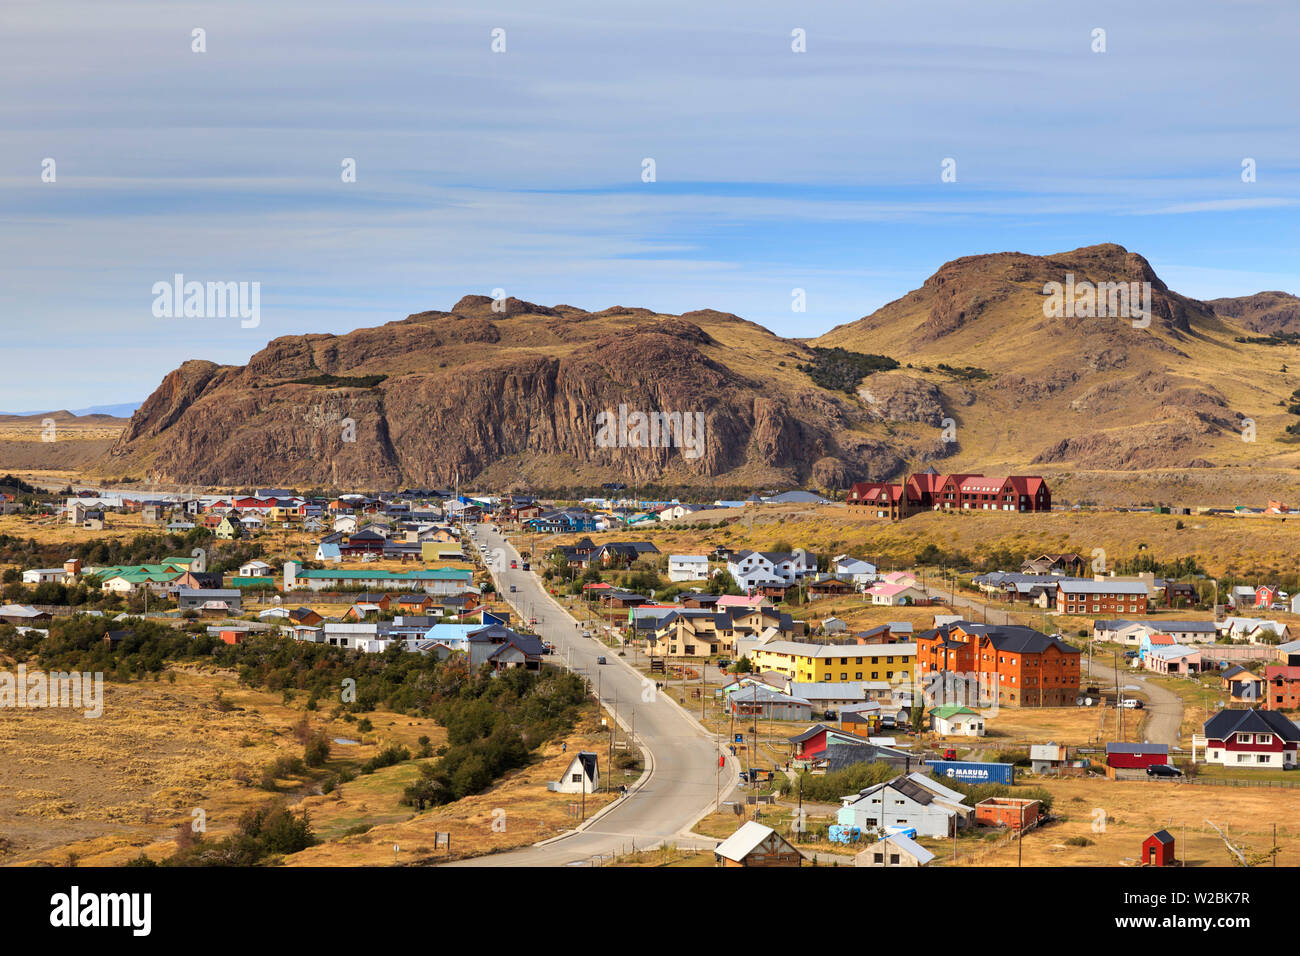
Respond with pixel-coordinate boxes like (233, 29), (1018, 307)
(1114, 651), (1121, 740)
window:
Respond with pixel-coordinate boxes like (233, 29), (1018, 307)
(571, 773), (582, 783)
(1237, 733), (1252, 744)
(1259, 734), (1273, 745)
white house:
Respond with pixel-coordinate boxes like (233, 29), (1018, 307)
(659, 504), (706, 522)
(726, 549), (816, 592)
(668, 555), (710, 583)
(855, 832), (934, 867)
(549, 752), (599, 794)
(838, 772), (972, 839)
(238, 560), (274, 578)
(1217, 617), (1288, 643)
(22, 568), (68, 585)
(833, 555), (878, 586)
(930, 704), (986, 737)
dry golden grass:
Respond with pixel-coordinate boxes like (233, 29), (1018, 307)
(953, 775), (1300, 867)
(0, 665), (445, 866)
(285, 711), (621, 865)
(0, 511), (154, 545)
(551, 503), (1300, 578)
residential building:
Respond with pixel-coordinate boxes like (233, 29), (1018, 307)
(915, 621), (1081, 706)
(1196, 708), (1300, 769)
(1264, 665), (1300, 710)
(1056, 580), (1148, 616)
(713, 822), (804, 868)
(549, 753), (599, 794)
(930, 704), (985, 736)
(750, 641), (916, 685)
(667, 555), (709, 582)
(855, 833), (934, 867)
(837, 772), (973, 838)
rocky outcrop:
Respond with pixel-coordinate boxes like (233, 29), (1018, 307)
(106, 305), (934, 490)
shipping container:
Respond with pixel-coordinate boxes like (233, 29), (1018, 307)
(924, 759), (1015, 785)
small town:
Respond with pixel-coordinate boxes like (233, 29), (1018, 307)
(1, 476), (1299, 880)
(1, 0), (1290, 941)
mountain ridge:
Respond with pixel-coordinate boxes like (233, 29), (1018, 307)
(102, 244), (1300, 491)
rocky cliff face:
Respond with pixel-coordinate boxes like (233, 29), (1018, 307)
(106, 299), (928, 490)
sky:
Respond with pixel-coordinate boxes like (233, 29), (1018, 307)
(2, 0), (1298, 410)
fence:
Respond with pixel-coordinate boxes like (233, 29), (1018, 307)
(1178, 775), (1300, 789)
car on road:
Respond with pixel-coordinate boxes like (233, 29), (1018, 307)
(509, 585), (516, 593)
(596, 656), (607, 665)
(509, 560), (517, 569)
(1146, 763), (1183, 778)
(1119, 698), (1144, 709)
(521, 562), (530, 571)
(715, 658), (731, 669)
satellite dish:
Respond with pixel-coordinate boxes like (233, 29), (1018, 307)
(1085, 697), (1093, 707)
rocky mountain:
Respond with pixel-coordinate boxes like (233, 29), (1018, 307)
(105, 297), (925, 491)
(1207, 291), (1300, 336)
(815, 244), (1296, 474)
(103, 246), (1300, 492)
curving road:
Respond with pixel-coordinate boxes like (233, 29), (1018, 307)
(445, 524), (738, 866)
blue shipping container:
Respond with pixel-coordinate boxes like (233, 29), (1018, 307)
(924, 760), (1015, 785)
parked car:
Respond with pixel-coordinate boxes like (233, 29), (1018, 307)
(1119, 698), (1144, 709)
(1146, 763), (1183, 778)
(521, 562), (530, 571)
(596, 656), (607, 665)
(716, 658), (731, 669)
(509, 585), (517, 593)
(942, 749), (958, 761)
(1123, 650), (1138, 659)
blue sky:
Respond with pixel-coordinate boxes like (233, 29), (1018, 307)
(2, 0), (1298, 409)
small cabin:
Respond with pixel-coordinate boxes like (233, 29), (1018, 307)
(1142, 829), (1175, 867)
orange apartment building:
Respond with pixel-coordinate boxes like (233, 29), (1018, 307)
(916, 622), (1082, 706)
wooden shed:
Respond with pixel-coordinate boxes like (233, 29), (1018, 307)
(1142, 829), (1175, 867)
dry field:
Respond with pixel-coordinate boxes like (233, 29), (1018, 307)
(552, 502), (1300, 579)
(0, 417), (125, 474)
(952, 775), (1300, 867)
(0, 664), (446, 866)
(285, 710), (622, 865)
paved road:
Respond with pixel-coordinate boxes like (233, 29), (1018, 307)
(1082, 653), (1184, 747)
(446, 525), (738, 866)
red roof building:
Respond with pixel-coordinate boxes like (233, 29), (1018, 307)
(1142, 829), (1175, 867)
(848, 472), (1050, 521)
